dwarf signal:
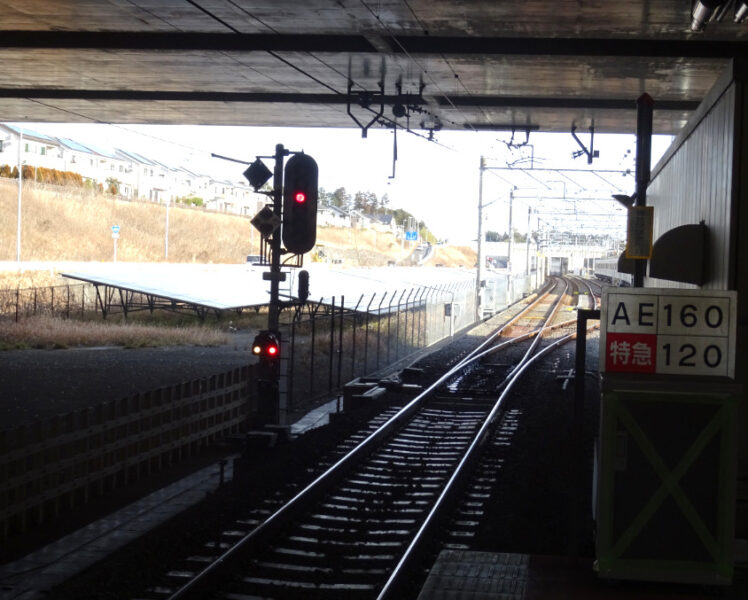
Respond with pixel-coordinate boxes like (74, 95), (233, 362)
(252, 330), (280, 361)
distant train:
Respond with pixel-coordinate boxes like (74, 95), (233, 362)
(593, 257), (633, 286)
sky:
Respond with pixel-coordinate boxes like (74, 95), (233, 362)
(14, 122), (675, 245)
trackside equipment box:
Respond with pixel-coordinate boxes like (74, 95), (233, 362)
(595, 288), (739, 585)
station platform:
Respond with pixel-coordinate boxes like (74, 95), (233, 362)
(418, 549), (748, 600)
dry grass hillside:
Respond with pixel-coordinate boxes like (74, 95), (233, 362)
(0, 179), (475, 288)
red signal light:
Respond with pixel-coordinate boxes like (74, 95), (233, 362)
(283, 153), (318, 254)
(252, 331), (280, 360)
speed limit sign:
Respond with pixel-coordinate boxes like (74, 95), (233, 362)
(601, 288), (737, 378)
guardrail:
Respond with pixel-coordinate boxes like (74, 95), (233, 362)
(0, 366), (251, 544)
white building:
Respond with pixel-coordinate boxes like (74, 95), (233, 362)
(318, 205), (351, 227)
(0, 124), (255, 214)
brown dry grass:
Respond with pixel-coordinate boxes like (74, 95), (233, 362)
(0, 269), (60, 289)
(431, 245), (476, 267)
(0, 315), (227, 350)
(0, 179), (259, 264)
(0, 179), (476, 288)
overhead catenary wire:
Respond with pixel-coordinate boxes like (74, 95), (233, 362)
(185, 0), (455, 150)
(358, 0), (483, 132)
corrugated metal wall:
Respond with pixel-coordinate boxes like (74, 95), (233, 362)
(646, 62), (748, 536)
(647, 84), (736, 290)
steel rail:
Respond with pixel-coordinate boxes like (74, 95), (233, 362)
(378, 279), (578, 599)
(166, 277), (572, 600)
(377, 331), (578, 600)
(458, 277), (559, 367)
(567, 273), (600, 311)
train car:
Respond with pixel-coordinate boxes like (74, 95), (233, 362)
(593, 257), (633, 286)
(549, 256), (569, 276)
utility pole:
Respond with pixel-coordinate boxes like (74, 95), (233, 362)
(475, 156), (485, 322)
(16, 130), (22, 262)
(164, 198), (170, 260)
(507, 188), (514, 303)
(526, 206), (531, 280)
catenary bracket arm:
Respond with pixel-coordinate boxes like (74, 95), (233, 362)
(571, 121), (599, 164)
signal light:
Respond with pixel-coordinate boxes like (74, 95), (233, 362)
(251, 330), (280, 360)
(298, 269), (309, 303)
(283, 153), (318, 254)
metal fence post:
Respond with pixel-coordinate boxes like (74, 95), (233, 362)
(387, 291), (397, 364)
(351, 295), (363, 381)
(439, 284), (448, 338)
(414, 288), (425, 349)
(364, 293), (375, 374)
(310, 298), (321, 398)
(289, 317), (296, 410)
(329, 296), (335, 395)
(402, 288), (414, 358)
(377, 292), (388, 370)
(337, 295), (344, 389)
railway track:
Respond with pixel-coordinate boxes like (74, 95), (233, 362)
(135, 276), (594, 600)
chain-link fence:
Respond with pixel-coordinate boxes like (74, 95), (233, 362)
(281, 281), (476, 412)
(2, 271), (541, 417)
(0, 283), (98, 322)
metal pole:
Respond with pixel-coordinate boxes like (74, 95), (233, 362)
(508, 188), (514, 302)
(269, 143), (286, 331)
(165, 199), (170, 260)
(475, 156), (484, 322)
(16, 130), (22, 262)
(310, 301), (319, 397)
(634, 93), (653, 287)
(329, 296), (335, 394)
(572, 308), (600, 557)
(352, 295), (363, 378)
(403, 288), (414, 357)
(337, 295), (344, 388)
(376, 292), (387, 369)
(526, 206), (531, 281)
(289, 318), (296, 412)
(387, 291), (396, 365)
(365, 294), (376, 373)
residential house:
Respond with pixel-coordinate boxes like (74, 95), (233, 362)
(349, 210), (381, 230)
(374, 213), (399, 235)
(0, 124), (64, 174)
(318, 204), (351, 227)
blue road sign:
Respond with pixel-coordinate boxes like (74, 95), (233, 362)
(112, 225), (120, 234)
(406, 230), (417, 241)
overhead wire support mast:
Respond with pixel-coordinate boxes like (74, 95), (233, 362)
(633, 93), (653, 287)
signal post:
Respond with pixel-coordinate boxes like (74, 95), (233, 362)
(244, 144), (318, 425)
